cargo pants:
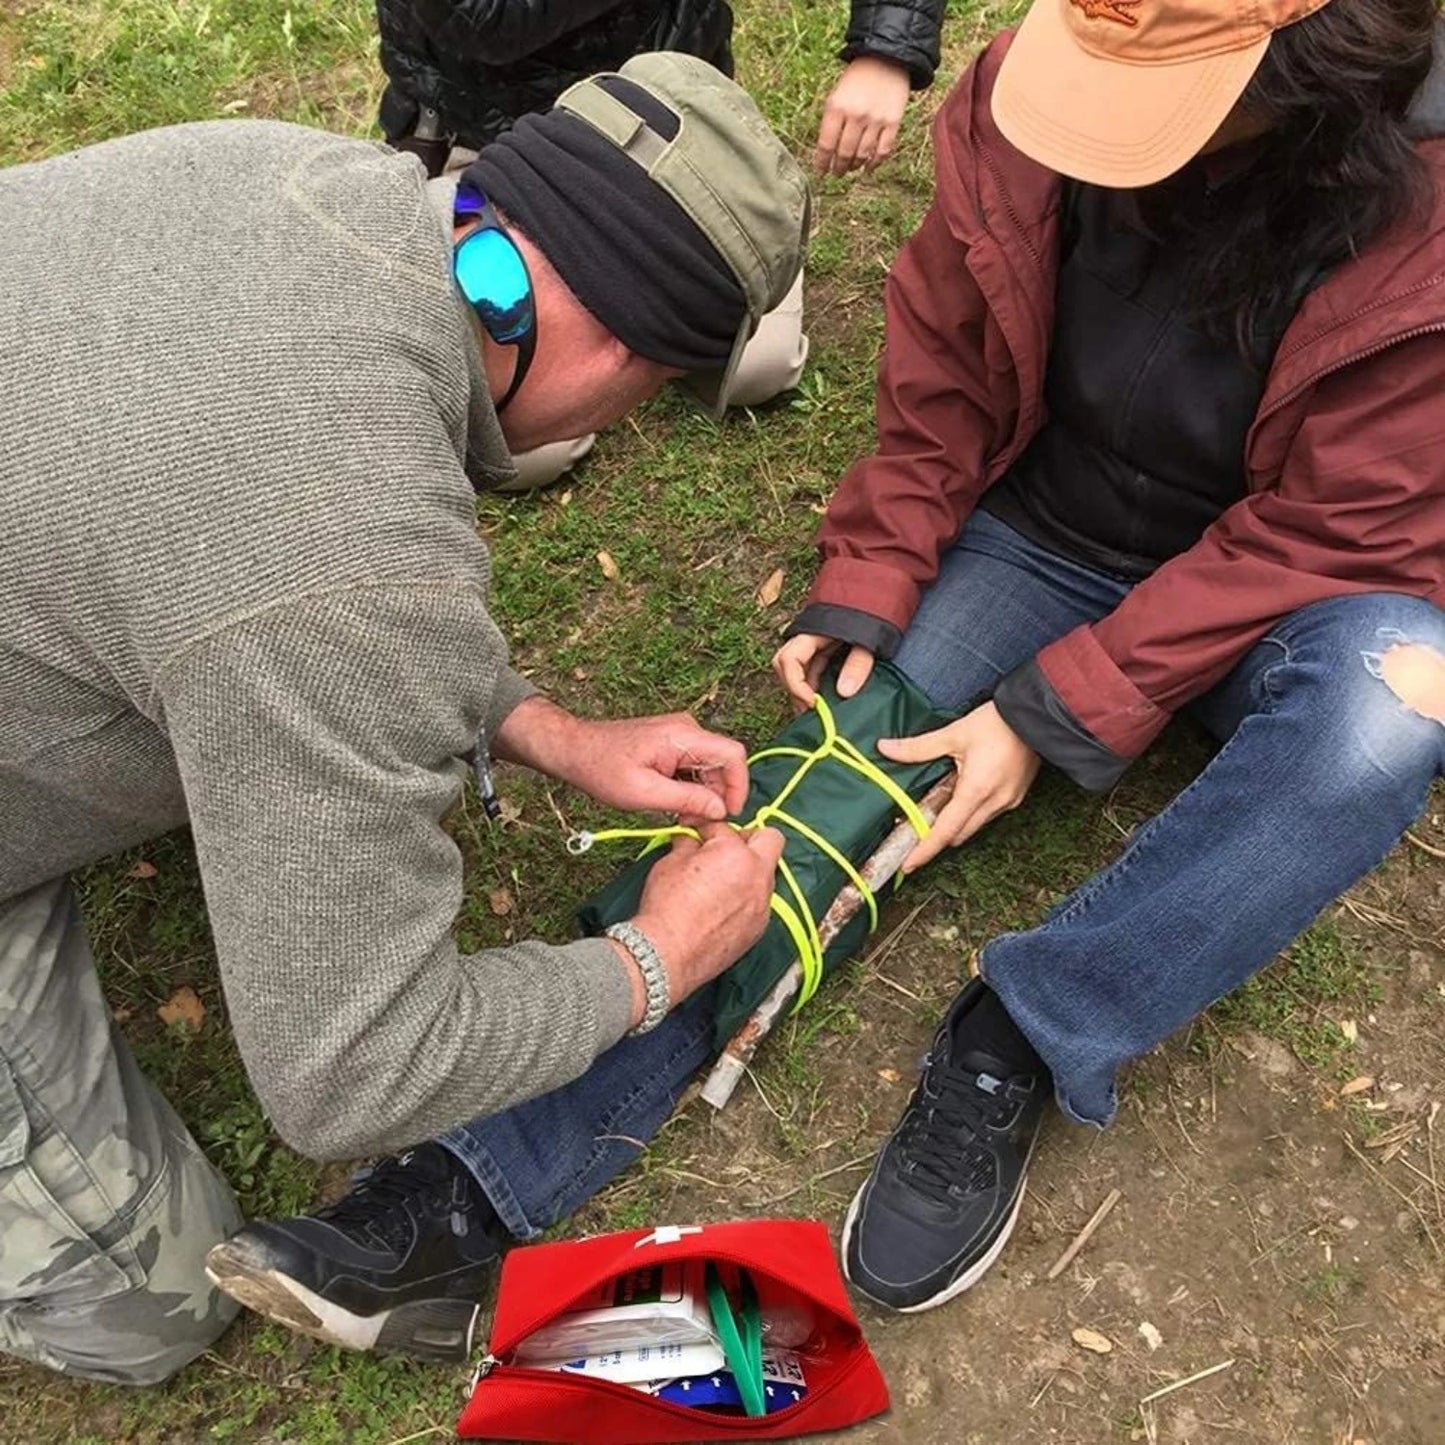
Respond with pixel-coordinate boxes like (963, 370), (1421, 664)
(0, 879), (241, 1384)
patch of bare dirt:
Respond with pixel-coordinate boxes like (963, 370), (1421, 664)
(578, 838), (1445, 1444)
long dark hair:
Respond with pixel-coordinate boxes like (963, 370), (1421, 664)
(1182, 0), (1438, 355)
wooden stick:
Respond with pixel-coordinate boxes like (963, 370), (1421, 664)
(700, 776), (956, 1109)
(1139, 1358), (1236, 1407)
(1046, 1187), (1123, 1280)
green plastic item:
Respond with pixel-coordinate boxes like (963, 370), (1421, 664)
(576, 661), (953, 1046)
(704, 1263), (766, 1417)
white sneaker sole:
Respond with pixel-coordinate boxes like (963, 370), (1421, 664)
(840, 1175), (1026, 1314)
(205, 1239), (478, 1360)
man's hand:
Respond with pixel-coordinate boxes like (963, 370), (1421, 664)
(878, 702), (1041, 873)
(815, 56), (911, 175)
(626, 823), (786, 1016)
(772, 633), (875, 709)
(493, 697), (748, 820)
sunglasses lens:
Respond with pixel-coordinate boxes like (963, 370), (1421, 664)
(454, 228), (533, 343)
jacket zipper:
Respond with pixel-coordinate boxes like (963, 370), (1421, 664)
(979, 143), (1043, 270)
(1253, 321), (1445, 425)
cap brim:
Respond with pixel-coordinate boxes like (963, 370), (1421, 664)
(678, 314), (751, 419)
(992, 1), (1268, 188)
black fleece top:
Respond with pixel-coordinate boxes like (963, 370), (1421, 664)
(983, 162), (1284, 581)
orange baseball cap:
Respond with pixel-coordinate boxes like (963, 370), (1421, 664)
(992, 0), (1332, 188)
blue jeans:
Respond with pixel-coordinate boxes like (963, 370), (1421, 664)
(445, 512), (1445, 1233)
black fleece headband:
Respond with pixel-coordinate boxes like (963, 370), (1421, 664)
(463, 79), (748, 373)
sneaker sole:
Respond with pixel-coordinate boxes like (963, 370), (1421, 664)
(205, 1239), (479, 1363)
(839, 1174), (1027, 1315)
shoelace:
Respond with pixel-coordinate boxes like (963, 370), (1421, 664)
(900, 1060), (1032, 1207)
(317, 1150), (465, 1255)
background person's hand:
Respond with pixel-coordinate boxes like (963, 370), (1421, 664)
(877, 702), (1041, 873)
(772, 633), (875, 709)
(629, 822), (786, 1007)
(815, 56), (911, 175)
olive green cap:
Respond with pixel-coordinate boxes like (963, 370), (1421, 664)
(556, 52), (810, 414)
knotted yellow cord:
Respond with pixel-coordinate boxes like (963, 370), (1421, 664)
(576, 696), (934, 1011)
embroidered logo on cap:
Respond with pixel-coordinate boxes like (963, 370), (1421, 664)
(1071, 0), (1142, 26)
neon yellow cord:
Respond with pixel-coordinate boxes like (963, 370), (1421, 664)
(580, 694), (934, 1015)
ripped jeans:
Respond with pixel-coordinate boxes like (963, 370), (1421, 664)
(893, 512), (1445, 1126)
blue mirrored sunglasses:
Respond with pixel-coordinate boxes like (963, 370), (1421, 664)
(453, 182), (537, 412)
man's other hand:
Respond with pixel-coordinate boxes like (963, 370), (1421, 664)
(631, 823), (786, 1008)
(493, 699), (748, 819)
(568, 713), (749, 820)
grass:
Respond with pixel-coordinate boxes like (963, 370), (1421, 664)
(0, 0), (1423, 1439)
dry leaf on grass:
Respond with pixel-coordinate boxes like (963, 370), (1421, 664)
(755, 568), (785, 609)
(1340, 1075), (1376, 1096)
(157, 986), (205, 1032)
(127, 860), (159, 880)
(1339, 1019), (1358, 1044)
(1071, 1327), (1113, 1355)
(877, 1068), (902, 1084)
(1138, 1321), (1164, 1352)
(496, 798), (523, 826)
(489, 888), (514, 917)
(596, 550), (620, 581)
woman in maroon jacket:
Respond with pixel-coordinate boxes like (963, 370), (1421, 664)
(776, 0), (1445, 1312)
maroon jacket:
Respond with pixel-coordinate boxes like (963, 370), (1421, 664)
(803, 32), (1445, 784)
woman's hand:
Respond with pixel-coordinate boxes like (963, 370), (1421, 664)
(815, 56), (911, 175)
(878, 702), (1041, 872)
(772, 633), (875, 709)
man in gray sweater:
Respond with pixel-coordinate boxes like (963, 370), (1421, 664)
(0, 55), (806, 1384)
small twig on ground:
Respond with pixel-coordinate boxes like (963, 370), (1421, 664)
(1342, 1131), (1443, 1258)
(1428, 1101), (1443, 1225)
(1248, 1218), (1321, 1268)
(1139, 1357), (1237, 1407)
(1046, 1187), (1122, 1280)
(1028, 1373), (1056, 1409)
(1404, 829), (1445, 860)
(381, 1426), (452, 1445)
(861, 900), (929, 976)
(1166, 1080), (1202, 1156)
(744, 1065), (786, 1124)
(755, 1153), (874, 1207)
(871, 970), (923, 1001)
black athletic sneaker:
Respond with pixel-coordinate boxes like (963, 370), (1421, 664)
(842, 978), (1049, 1312)
(206, 1142), (505, 1361)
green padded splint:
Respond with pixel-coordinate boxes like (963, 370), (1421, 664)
(576, 661), (954, 1046)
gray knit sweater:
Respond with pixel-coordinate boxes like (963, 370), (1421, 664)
(0, 121), (634, 1159)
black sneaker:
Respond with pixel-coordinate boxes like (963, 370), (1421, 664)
(842, 978), (1048, 1312)
(206, 1142), (505, 1361)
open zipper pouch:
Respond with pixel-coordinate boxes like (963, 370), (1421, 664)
(457, 1220), (889, 1442)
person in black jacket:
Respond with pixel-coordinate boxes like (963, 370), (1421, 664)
(375, 1), (947, 177)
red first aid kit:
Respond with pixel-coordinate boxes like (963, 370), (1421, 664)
(457, 1220), (890, 1442)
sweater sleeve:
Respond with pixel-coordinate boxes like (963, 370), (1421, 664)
(157, 582), (635, 1161)
(410, 0), (632, 67)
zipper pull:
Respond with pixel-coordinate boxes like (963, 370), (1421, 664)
(468, 1354), (500, 1392)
